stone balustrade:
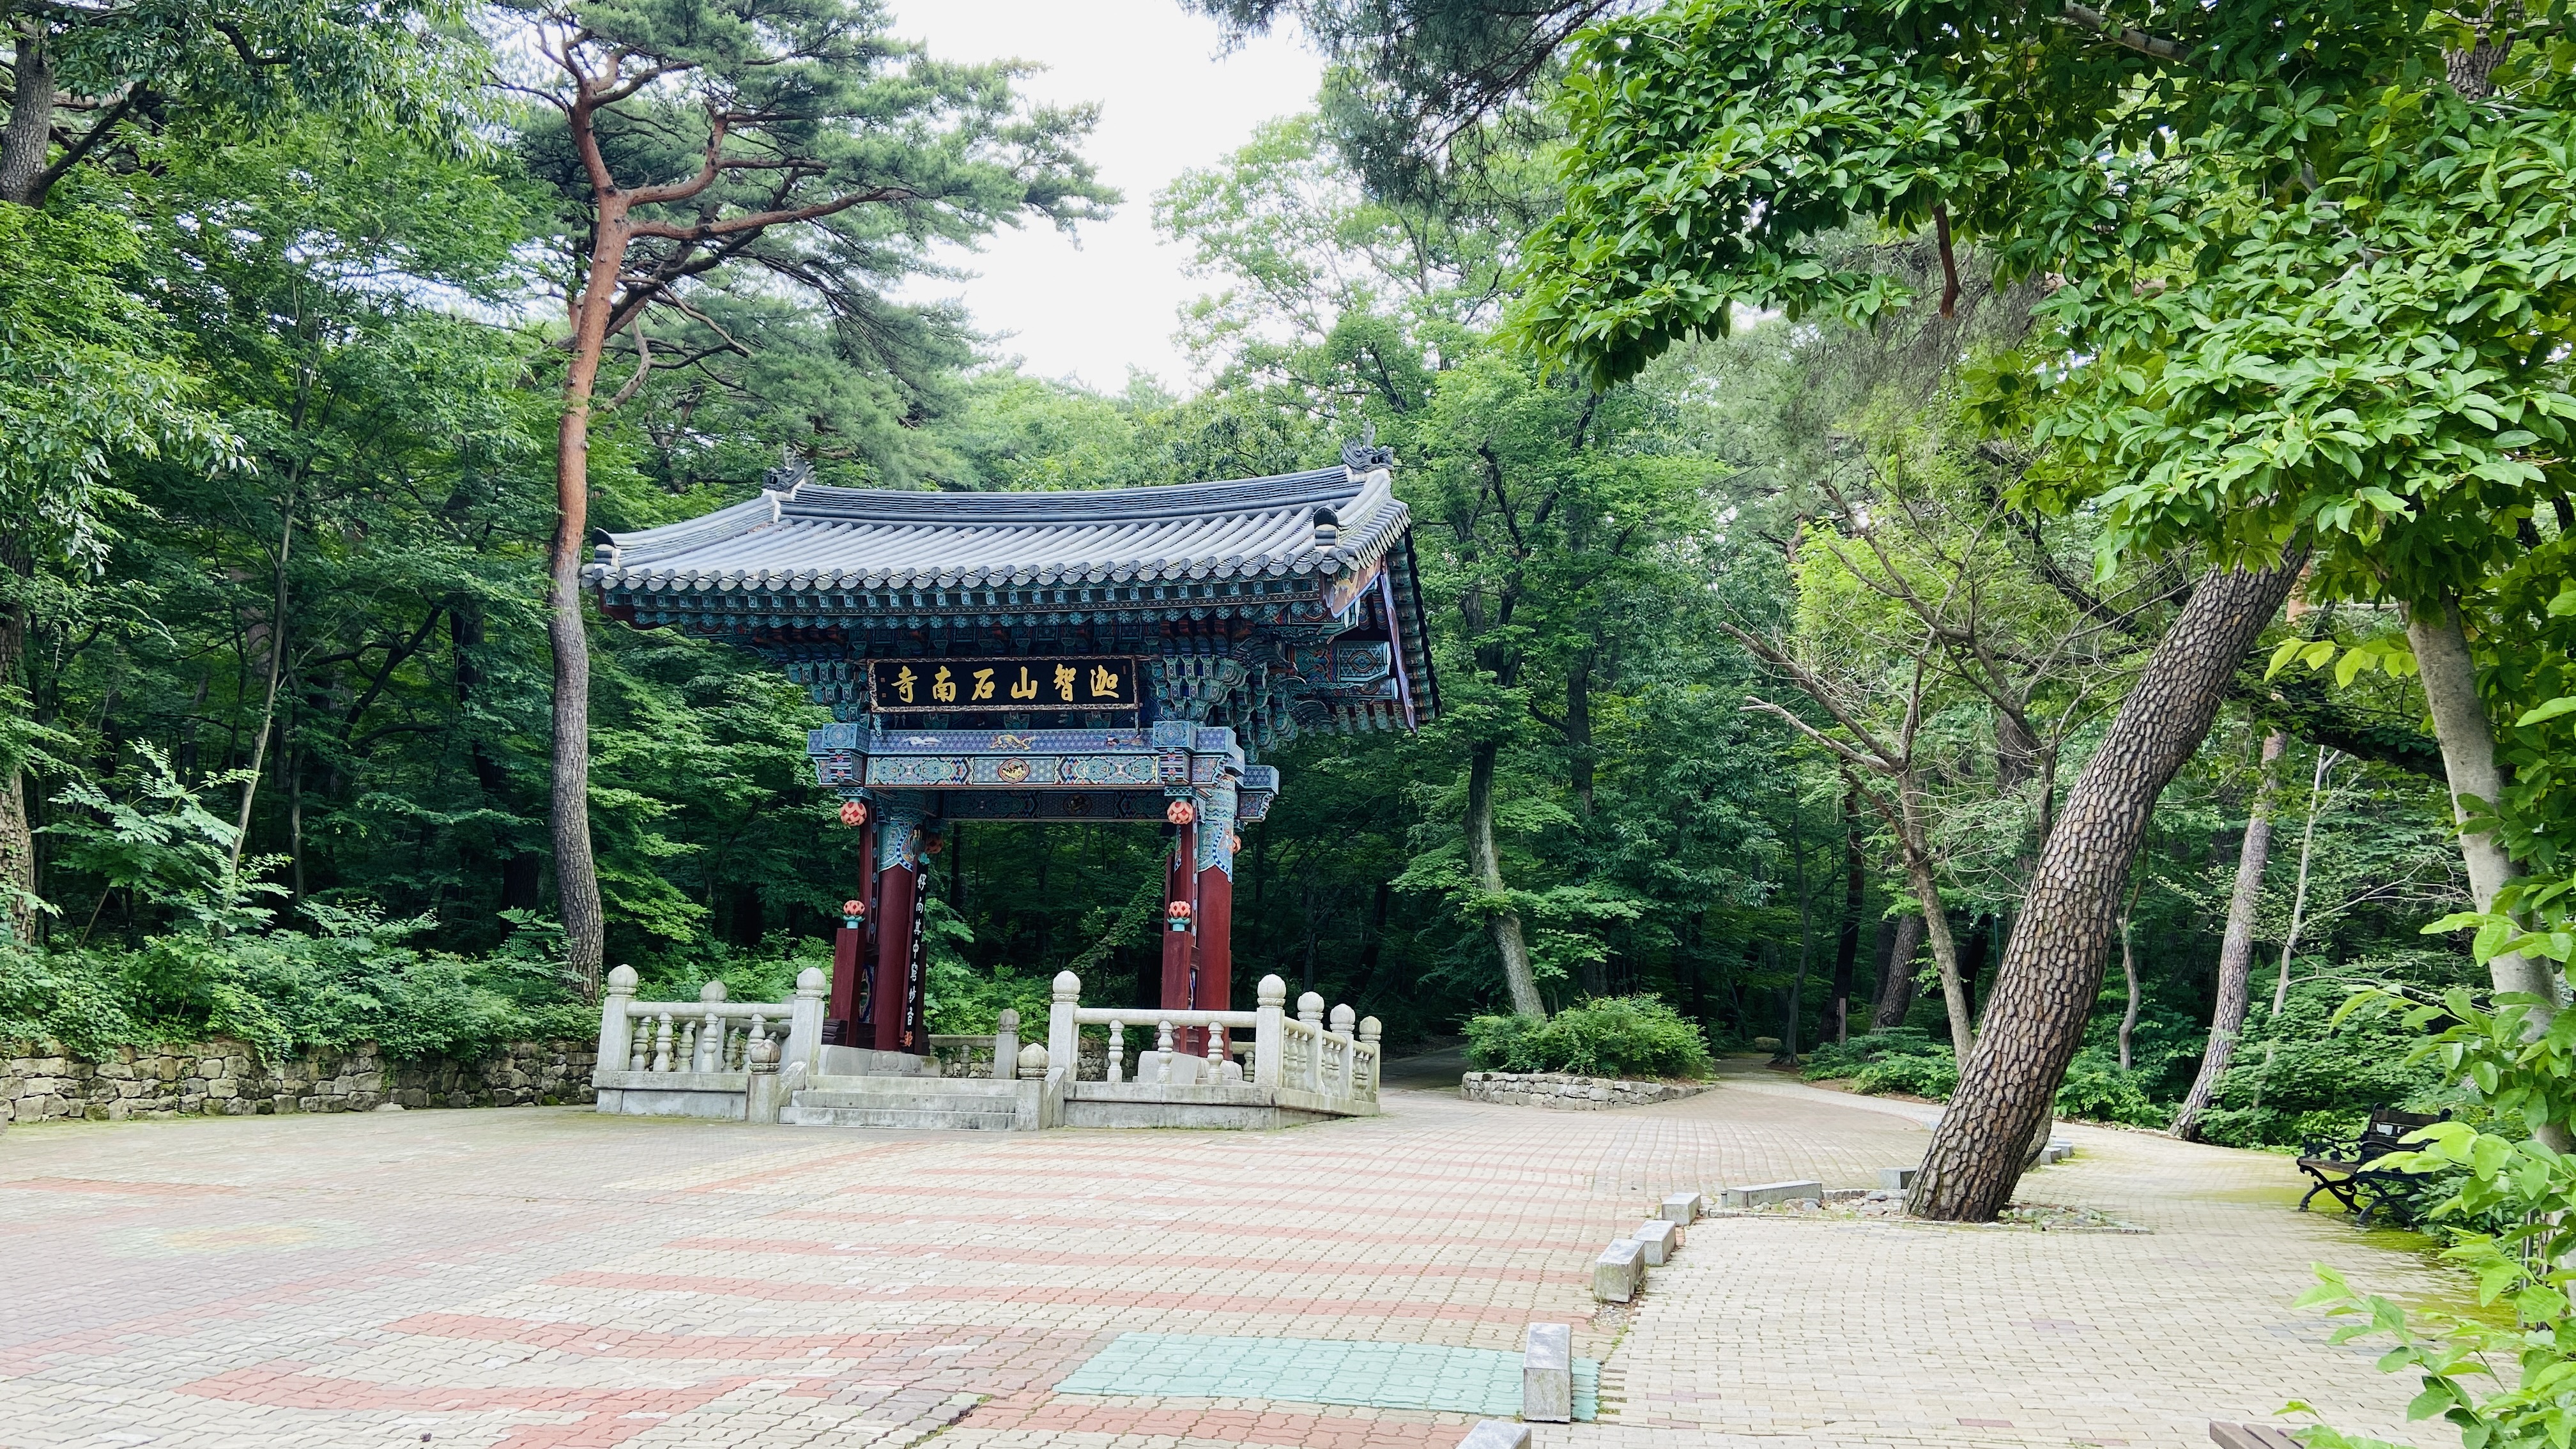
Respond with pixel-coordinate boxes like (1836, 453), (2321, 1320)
(1045, 970), (1380, 1117)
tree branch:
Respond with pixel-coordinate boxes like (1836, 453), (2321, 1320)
(2058, 1), (2189, 61)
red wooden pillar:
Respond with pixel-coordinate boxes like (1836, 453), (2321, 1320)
(829, 816), (876, 1043)
(1194, 845), (1234, 1061)
(1160, 813), (1198, 1054)
(871, 809), (924, 1053)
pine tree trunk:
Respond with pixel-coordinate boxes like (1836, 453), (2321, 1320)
(2172, 730), (2285, 1139)
(1873, 912), (1923, 1030)
(0, 535), (33, 944)
(547, 190), (627, 1002)
(1908, 560), (2301, 1221)
(0, 21), (51, 205)
(1466, 737), (1543, 1016)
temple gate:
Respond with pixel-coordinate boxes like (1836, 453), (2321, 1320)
(584, 440), (1438, 1068)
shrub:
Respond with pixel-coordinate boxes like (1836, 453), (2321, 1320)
(2192, 979), (2451, 1148)
(2051, 1047), (2169, 1127)
(1802, 1030), (2163, 1119)
(0, 903), (592, 1062)
(1800, 1027), (1939, 1080)
(1464, 995), (1713, 1079)
(1853, 1050), (1959, 1098)
(1804, 1027), (1955, 1097)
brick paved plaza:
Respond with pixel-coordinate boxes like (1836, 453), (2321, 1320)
(1, 1061), (2455, 1449)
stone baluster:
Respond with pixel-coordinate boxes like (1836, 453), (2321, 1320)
(1297, 993), (1324, 1091)
(1154, 1020), (1177, 1085)
(627, 1014), (650, 1072)
(596, 965), (637, 1087)
(1206, 1025), (1226, 1081)
(747, 1013), (769, 1071)
(694, 982), (728, 1072)
(1107, 1021), (1126, 1084)
(678, 1020), (699, 1072)
(1050, 972), (1081, 1084)
(993, 1008), (1020, 1083)
(652, 1013), (675, 1073)
(1253, 976), (1285, 1089)
(786, 967), (826, 1075)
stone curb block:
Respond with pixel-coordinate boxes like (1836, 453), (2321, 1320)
(1460, 1421), (1531, 1449)
(1721, 1179), (1823, 1208)
(1879, 1166), (1918, 1190)
(1660, 1191), (1703, 1223)
(1593, 1238), (1643, 1303)
(1522, 1322), (1571, 1423)
(1630, 1218), (1679, 1266)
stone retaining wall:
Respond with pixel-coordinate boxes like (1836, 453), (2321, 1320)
(3, 1038), (598, 1123)
(1460, 1071), (1710, 1110)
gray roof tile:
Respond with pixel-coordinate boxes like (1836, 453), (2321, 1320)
(586, 465), (1407, 594)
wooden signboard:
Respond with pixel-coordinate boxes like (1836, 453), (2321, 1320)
(868, 657), (1140, 712)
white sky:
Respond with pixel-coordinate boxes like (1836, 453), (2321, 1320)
(885, 0), (1322, 394)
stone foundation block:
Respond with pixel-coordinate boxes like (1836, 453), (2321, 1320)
(1459, 1422), (1531, 1449)
(1879, 1167), (1917, 1190)
(1660, 1191), (1703, 1223)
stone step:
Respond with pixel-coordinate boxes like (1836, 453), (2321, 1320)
(794, 1080), (1020, 1109)
(782, 1104), (1020, 1130)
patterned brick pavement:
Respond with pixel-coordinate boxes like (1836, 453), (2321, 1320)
(0, 1062), (2452, 1449)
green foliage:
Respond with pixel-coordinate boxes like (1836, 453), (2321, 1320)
(0, 903), (589, 1063)
(1464, 995), (1713, 1078)
(2051, 1048), (2167, 1129)
(1803, 1029), (1961, 1098)
(2192, 979), (2455, 1149)
(2293, 988), (2576, 1448)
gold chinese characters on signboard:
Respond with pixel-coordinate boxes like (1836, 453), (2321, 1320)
(868, 657), (1140, 712)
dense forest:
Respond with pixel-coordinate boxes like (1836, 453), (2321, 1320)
(4, 0), (2570, 1205)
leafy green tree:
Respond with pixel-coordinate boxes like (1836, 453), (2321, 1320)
(495, 0), (1113, 994)
(1510, 0), (2576, 1216)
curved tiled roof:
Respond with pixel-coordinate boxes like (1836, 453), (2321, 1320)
(586, 465), (1407, 592)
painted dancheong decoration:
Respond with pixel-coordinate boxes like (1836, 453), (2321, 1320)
(581, 440), (1434, 1130)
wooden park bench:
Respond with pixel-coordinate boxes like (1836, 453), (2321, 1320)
(2210, 1422), (2298, 1448)
(2294, 1107), (2448, 1225)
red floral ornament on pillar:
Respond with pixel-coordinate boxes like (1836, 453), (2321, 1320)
(1166, 899), (1194, 931)
(839, 800), (868, 827)
(841, 899), (866, 924)
(1166, 799), (1197, 825)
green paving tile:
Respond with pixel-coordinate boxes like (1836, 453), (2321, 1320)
(1054, 1333), (1600, 1420)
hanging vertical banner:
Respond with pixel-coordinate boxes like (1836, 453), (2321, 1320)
(868, 657), (1138, 712)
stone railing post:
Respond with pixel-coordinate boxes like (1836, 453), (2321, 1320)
(746, 1035), (783, 1124)
(595, 965), (636, 1086)
(694, 981), (728, 1071)
(1254, 976), (1285, 1088)
(1358, 1016), (1381, 1098)
(786, 967), (827, 1073)
(993, 1008), (1020, 1082)
(1050, 971), (1080, 1080)
(1330, 1004), (1356, 1098)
